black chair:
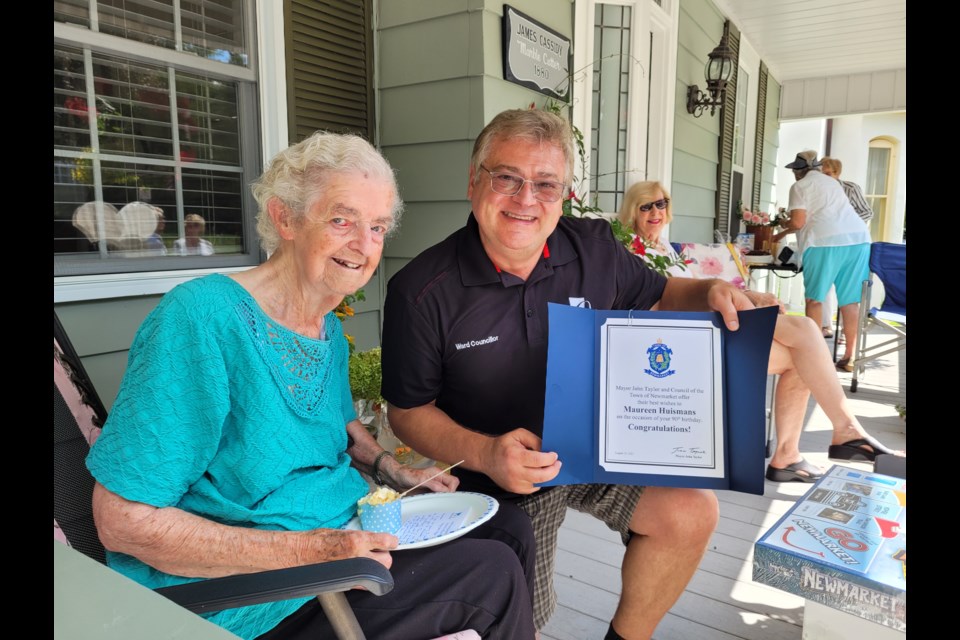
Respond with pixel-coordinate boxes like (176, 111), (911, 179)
(53, 311), (393, 640)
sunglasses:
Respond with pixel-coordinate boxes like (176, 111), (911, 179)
(638, 198), (670, 212)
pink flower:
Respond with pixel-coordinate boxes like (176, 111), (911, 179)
(700, 256), (723, 276)
(760, 213), (770, 225)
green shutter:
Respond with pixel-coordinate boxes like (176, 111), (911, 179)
(751, 62), (768, 213)
(284, 0), (374, 143)
(715, 20), (740, 234)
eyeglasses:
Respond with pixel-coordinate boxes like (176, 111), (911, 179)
(479, 166), (567, 203)
(638, 198), (670, 212)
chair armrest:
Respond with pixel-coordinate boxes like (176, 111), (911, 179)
(156, 557), (394, 614)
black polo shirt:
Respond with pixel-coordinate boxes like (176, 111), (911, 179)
(381, 213), (667, 497)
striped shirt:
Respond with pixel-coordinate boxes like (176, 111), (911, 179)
(841, 179), (874, 224)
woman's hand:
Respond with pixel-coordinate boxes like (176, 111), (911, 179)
(299, 528), (398, 570)
(744, 290), (785, 313)
(382, 458), (461, 495)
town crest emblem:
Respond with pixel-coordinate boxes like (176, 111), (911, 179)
(644, 339), (675, 379)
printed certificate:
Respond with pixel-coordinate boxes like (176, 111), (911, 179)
(540, 303), (779, 494)
(598, 318), (724, 477)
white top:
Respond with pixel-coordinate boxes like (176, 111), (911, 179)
(787, 171), (871, 251)
(173, 237), (215, 256)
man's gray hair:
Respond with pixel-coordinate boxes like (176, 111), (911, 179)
(252, 131), (402, 254)
(470, 109), (575, 185)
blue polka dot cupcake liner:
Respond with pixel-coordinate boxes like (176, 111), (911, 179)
(358, 499), (402, 534)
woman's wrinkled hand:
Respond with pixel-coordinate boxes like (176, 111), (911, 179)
(744, 289), (785, 314)
(299, 528), (397, 570)
(386, 461), (460, 495)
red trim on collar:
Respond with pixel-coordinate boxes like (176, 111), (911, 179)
(491, 243), (550, 274)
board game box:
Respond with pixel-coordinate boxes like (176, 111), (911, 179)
(753, 464), (906, 631)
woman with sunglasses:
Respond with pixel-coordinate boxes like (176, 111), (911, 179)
(618, 181), (902, 482)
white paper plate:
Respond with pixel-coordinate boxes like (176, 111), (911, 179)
(344, 491), (498, 551)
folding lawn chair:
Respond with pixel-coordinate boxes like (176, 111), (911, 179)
(849, 242), (906, 393)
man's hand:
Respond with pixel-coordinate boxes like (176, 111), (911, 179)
(480, 428), (561, 494)
(706, 281), (757, 331)
(385, 462), (460, 495)
(744, 289), (785, 314)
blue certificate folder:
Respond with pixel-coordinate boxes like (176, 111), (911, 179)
(541, 303), (778, 495)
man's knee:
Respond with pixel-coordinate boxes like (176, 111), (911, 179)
(632, 488), (718, 542)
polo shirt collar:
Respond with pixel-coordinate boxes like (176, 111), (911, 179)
(458, 213), (580, 287)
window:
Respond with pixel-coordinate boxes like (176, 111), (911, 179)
(864, 138), (897, 242)
(589, 4), (632, 214)
(573, 0), (676, 216)
(53, 1), (261, 277)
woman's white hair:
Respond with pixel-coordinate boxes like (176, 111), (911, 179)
(251, 131), (402, 254)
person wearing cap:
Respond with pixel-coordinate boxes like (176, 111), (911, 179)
(173, 213), (216, 256)
(773, 150), (871, 372)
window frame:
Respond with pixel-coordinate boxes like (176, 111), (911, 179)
(53, 2), (276, 301)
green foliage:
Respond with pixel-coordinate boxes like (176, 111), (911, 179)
(348, 347), (383, 403)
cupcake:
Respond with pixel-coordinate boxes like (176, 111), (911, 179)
(357, 486), (402, 534)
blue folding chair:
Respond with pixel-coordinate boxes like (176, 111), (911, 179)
(850, 242), (906, 392)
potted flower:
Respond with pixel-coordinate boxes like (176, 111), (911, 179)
(737, 203), (781, 252)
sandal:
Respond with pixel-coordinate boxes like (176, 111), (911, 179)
(766, 458), (824, 483)
(836, 358), (854, 372)
(828, 436), (900, 462)
(822, 328), (834, 339)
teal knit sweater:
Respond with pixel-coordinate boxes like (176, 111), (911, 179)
(86, 274), (368, 639)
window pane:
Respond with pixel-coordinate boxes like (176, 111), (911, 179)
(181, 0), (249, 66)
(54, 46), (91, 152)
(93, 54), (174, 161)
(98, 0), (177, 51)
(54, 156), (97, 255)
(591, 3), (632, 214)
(181, 167), (245, 255)
(54, 0), (89, 27)
(865, 147), (890, 195)
(177, 72), (241, 165)
(96, 0), (249, 67)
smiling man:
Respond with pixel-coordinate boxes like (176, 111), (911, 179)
(381, 109), (756, 640)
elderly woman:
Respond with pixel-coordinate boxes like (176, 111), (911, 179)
(820, 157), (874, 225)
(773, 150), (872, 372)
(86, 132), (536, 640)
(620, 181), (901, 480)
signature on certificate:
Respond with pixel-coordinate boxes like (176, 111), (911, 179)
(671, 446), (707, 460)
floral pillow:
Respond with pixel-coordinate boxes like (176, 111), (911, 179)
(678, 242), (749, 289)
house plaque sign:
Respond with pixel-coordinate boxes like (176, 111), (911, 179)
(501, 5), (571, 101)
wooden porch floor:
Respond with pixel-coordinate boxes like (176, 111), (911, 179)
(541, 325), (906, 640)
